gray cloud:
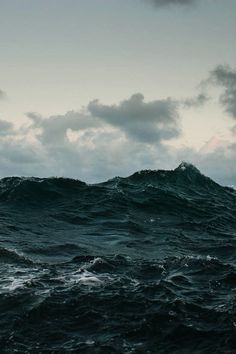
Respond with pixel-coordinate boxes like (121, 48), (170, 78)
(27, 94), (181, 148)
(0, 120), (14, 136)
(0, 120), (44, 177)
(27, 111), (101, 146)
(231, 125), (236, 135)
(183, 93), (210, 109)
(88, 93), (180, 143)
(0, 140), (40, 165)
(148, 0), (197, 7)
(210, 65), (236, 119)
(0, 90), (6, 100)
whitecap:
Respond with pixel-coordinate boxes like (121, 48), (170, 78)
(55, 269), (108, 287)
(1, 273), (34, 292)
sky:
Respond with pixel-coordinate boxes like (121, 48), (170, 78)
(0, 0), (236, 185)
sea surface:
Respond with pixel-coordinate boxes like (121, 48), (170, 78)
(0, 162), (236, 353)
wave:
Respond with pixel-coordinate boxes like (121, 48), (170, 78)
(0, 247), (33, 265)
(0, 162), (229, 200)
(0, 176), (86, 202)
(0, 162), (232, 202)
(0, 163), (236, 353)
(0, 253), (235, 352)
(0, 162), (235, 242)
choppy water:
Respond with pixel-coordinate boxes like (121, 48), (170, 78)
(0, 162), (236, 353)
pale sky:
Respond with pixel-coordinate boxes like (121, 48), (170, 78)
(0, 0), (236, 184)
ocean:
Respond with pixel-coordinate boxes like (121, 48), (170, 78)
(0, 162), (236, 353)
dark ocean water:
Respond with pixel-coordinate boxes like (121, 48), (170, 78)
(0, 162), (236, 353)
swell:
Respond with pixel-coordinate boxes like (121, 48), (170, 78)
(0, 162), (234, 204)
(0, 163), (236, 353)
(0, 163), (235, 226)
(0, 176), (87, 203)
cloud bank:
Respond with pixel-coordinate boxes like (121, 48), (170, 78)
(21, 94), (181, 181)
(0, 70), (235, 185)
(0, 93), (182, 181)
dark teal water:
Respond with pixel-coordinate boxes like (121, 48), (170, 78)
(0, 163), (236, 353)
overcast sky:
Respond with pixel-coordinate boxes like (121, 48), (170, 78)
(0, 0), (236, 185)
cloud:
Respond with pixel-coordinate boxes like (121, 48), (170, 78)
(0, 89), (235, 185)
(27, 111), (101, 146)
(0, 93), (182, 181)
(88, 93), (180, 143)
(19, 118), (171, 181)
(0, 120), (14, 136)
(209, 65), (236, 120)
(0, 90), (6, 100)
(20, 93), (181, 180)
(183, 93), (210, 109)
(27, 93), (181, 147)
(148, 0), (197, 7)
